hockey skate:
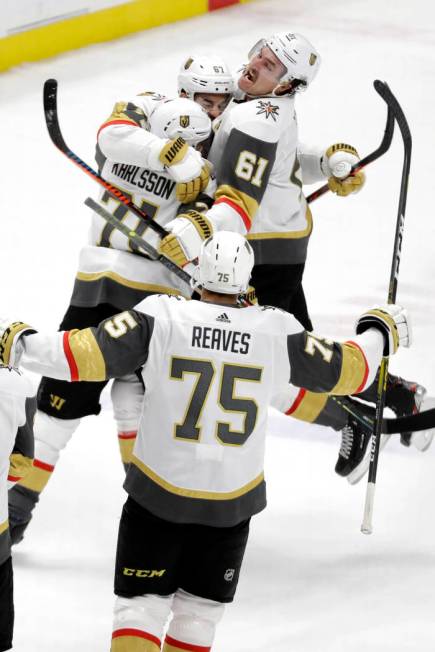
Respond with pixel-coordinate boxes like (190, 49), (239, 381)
(385, 376), (428, 449)
(336, 377), (429, 485)
(334, 414), (373, 482)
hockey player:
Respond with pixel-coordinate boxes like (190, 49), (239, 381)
(0, 365), (35, 651)
(7, 96), (215, 545)
(0, 231), (411, 651)
(8, 56), (236, 546)
(159, 32), (426, 484)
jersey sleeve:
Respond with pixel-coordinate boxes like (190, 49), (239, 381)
(286, 328), (384, 395)
(97, 92), (169, 170)
(22, 310), (155, 382)
(8, 396), (35, 487)
(298, 143), (326, 184)
(206, 108), (279, 233)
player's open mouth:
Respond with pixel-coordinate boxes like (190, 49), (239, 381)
(243, 68), (257, 83)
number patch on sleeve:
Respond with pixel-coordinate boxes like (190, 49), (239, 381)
(104, 311), (138, 339)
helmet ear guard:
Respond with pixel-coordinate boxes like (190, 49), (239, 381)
(193, 231), (255, 295)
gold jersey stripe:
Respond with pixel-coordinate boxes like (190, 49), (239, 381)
(19, 464), (53, 493)
(215, 184), (259, 226)
(111, 635), (160, 652)
(118, 436), (137, 466)
(76, 270), (183, 296)
(290, 390), (329, 423)
(331, 342), (367, 395)
(68, 328), (107, 382)
(247, 205), (313, 240)
(0, 520), (9, 535)
(132, 455), (264, 500)
(8, 453), (33, 481)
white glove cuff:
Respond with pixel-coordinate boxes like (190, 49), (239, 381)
(321, 151), (359, 179)
(167, 149), (203, 183)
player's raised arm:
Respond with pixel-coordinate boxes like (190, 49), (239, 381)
(284, 305), (411, 396)
(0, 309), (155, 382)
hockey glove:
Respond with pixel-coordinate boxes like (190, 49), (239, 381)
(321, 143), (365, 197)
(159, 210), (213, 267)
(152, 135), (205, 185)
(176, 163), (211, 203)
(0, 319), (35, 367)
(356, 304), (411, 356)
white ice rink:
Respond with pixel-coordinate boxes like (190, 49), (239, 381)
(1, 0), (435, 649)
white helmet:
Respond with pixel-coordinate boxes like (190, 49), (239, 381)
(248, 32), (321, 89)
(194, 231), (254, 295)
(149, 98), (211, 146)
(178, 55), (235, 99)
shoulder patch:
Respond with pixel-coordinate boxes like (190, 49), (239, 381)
(256, 100), (280, 122)
(137, 91), (167, 102)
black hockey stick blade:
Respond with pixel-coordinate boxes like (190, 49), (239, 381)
(331, 395), (435, 435)
(84, 197), (192, 286)
(306, 81), (395, 204)
(43, 79), (168, 239)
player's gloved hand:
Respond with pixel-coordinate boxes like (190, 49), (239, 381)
(241, 285), (258, 305)
(150, 135), (205, 184)
(0, 319), (35, 366)
(176, 163), (211, 203)
(159, 210), (213, 267)
(356, 305), (411, 356)
(321, 143), (365, 197)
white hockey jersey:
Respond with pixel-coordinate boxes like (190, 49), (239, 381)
(21, 295), (384, 527)
(72, 91), (214, 309)
(207, 96), (326, 265)
(0, 366), (35, 564)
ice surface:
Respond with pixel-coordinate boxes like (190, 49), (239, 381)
(1, 0), (435, 649)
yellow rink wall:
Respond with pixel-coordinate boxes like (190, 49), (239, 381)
(0, 0), (255, 73)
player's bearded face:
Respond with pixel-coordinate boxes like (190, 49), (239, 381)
(238, 45), (287, 96)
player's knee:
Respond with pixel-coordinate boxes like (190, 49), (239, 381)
(166, 590), (225, 647)
(34, 411), (81, 463)
(111, 375), (144, 432)
(112, 593), (173, 644)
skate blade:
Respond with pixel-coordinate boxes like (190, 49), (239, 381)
(347, 434), (390, 486)
(411, 396), (435, 452)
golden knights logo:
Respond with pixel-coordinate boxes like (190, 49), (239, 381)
(180, 115), (190, 128)
(184, 57), (193, 70)
(309, 52), (317, 66)
(256, 100), (279, 122)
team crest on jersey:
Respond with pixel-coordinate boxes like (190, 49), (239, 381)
(256, 100), (279, 121)
(180, 115), (190, 128)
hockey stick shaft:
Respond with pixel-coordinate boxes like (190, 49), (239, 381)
(306, 82), (395, 204)
(330, 395), (435, 435)
(361, 80), (412, 535)
(84, 197), (192, 285)
(43, 78), (169, 241)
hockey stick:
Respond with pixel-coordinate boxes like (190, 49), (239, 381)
(84, 197), (257, 307)
(330, 395), (435, 435)
(84, 197), (191, 285)
(361, 80), (412, 535)
(43, 79), (195, 287)
(306, 81), (395, 204)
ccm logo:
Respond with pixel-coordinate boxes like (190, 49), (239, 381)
(122, 568), (166, 578)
